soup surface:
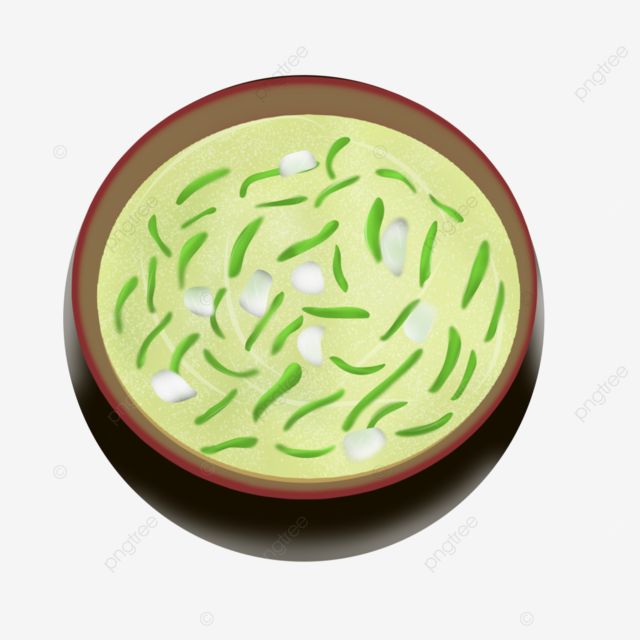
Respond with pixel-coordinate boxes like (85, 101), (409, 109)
(97, 114), (520, 481)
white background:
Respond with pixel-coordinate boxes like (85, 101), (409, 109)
(2, 1), (638, 637)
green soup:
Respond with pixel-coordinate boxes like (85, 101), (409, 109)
(97, 114), (519, 481)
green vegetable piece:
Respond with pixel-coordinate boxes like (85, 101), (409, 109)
(429, 194), (464, 223)
(451, 351), (477, 401)
(253, 363), (302, 422)
(245, 292), (285, 352)
(332, 245), (349, 292)
(429, 326), (461, 392)
(303, 306), (369, 319)
(147, 215), (171, 257)
(375, 168), (416, 192)
(485, 282), (505, 341)
(209, 288), (227, 338)
(256, 196), (308, 208)
(146, 258), (157, 313)
(240, 168), (279, 198)
(178, 232), (208, 288)
(114, 276), (138, 333)
(315, 176), (360, 207)
(271, 316), (304, 355)
(396, 412), (454, 436)
(136, 312), (172, 369)
(329, 356), (385, 376)
(176, 168), (230, 205)
(275, 443), (335, 458)
(201, 436), (257, 455)
(277, 221), (339, 262)
(342, 349), (423, 431)
(228, 217), (263, 278)
(203, 349), (258, 378)
(181, 207), (216, 229)
(380, 299), (420, 341)
(169, 333), (199, 373)
(195, 389), (238, 425)
(419, 221), (437, 286)
(365, 197), (384, 261)
(367, 401), (407, 429)
(326, 137), (350, 179)
(462, 241), (490, 308)
(284, 390), (345, 431)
